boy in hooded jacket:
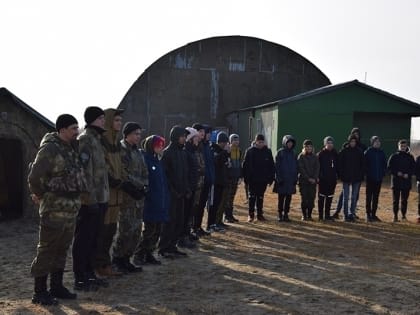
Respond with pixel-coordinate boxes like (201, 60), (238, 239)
(275, 135), (298, 222)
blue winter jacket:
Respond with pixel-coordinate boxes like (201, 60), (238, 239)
(202, 140), (215, 185)
(275, 135), (298, 195)
(143, 150), (170, 223)
(364, 147), (387, 182)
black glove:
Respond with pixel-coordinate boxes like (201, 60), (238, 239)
(108, 175), (122, 188)
(120, 181), (145, 200)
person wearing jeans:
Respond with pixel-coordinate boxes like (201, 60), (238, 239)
(338, 135), (365, 222)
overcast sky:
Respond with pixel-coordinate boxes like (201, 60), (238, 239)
(1, 0), (420, 132)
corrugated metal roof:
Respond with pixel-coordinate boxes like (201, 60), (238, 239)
(0, 87), (54, 129)
(234, 80), (420, 113)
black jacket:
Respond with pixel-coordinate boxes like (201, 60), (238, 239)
(162, 127), (190, 197)
(185, 142), (199, 191)
(388, 150), (415, 190)
(338, 146), (365, 183)
(211, 143), (230, 187)
(243, 146), (275, 185)
(317, 148), (338, 183)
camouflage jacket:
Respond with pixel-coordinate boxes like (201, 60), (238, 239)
(28, 132), (86, 217)
(120, 140), (149, 202)
(78, 126), (109, 205)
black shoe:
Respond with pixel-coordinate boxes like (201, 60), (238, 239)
(257, 214), (266, 221)
(324, 216), (335, 221)
(178, 237), (196, 249)
(372, 215), (381, 222)
(133, 252), (146, 266)
(366, 215), (373, 223)
(331, 212), (339, 219)
(74, 279), (97, 292)
(144, 253), (162, 265)
(283, 214), (291, 222)
(224, 217), (235, 223)
(218, 222), (230, 228)
(112, 257), (130, 274)
(124, 257), (143, 272)
(189, 232), (199, 241)
(158, 250), (175, 259)
(50, 270), (77, 299)
(168, 248), (188, 257)
(278, 215), (284, 222)
(231, 216), (239, 222)
(197, 227), (211, 237)
(32, 291), (58, 306)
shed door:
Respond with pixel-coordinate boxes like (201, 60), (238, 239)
(0, 138), (23, 220)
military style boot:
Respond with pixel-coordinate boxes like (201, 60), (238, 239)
(32, 275), (58, 305)
(124, 256), (143, 272)
(50, 270), (77, 299)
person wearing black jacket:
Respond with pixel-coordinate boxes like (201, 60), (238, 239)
(317, 136), (338, 221)
(243, 134), (275, 222)
(338, 135), (365, 222)
(415, 154), (420, 224)
(364, 136), (387, 222)
(158, 126), (190, 258)
(208, 132), (230, 231)
(387, 139), (415, 222)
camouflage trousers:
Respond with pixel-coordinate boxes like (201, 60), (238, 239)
(112, 200), (144, 258)
(216, 177), (239, 223)
(134, 222), (162, 256)
(31, 212), (75, 277)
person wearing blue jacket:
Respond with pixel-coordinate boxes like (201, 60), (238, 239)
(134, 135), (170, 264)
(364, 136), (387, 222)
(275, 135), (298, 222)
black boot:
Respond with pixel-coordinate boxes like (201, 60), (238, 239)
(325, 197), (334, 221)
(74, 273), (98, 292)
(307, 208), (313, 221)
(124, 256), (143, 272)
(112, 256), (129, 274)
(318, 196), (325, 221)
(144, 252), (162, 265)
(86, 270), (109, 288)
(32, 275), (58, 305)
(50, 270), (77, 299)
(301, 207), (307, 221)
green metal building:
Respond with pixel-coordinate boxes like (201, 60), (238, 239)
(232, 80), (420, 157)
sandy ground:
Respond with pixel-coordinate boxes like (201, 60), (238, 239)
(0, 183), (419, 315)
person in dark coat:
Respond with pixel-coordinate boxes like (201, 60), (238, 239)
(338, 135), (365, 222)
(317, 136), (338, 221)
(208, 132), (230, 231)
(194, 124), (215, 236)
(274, 135), (298, 222)
(158, 126), (190, 258)
(298, 140), (320, 221)
(415, 154), (420, 224)
(243, 134), (275, 222)
(364, 136), (387, 222)
(135, 135), (169, 265)
(387, 139), (415, 222)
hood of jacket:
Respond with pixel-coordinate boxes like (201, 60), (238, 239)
(282, 135), (296, 149)
(170, 126), (186, 143)
(40, 132), (61, 147)
(102, 108), (123, 147)
(143, 135), (155, 154)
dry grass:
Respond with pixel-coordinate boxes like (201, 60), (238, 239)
(0, 183), (419, 315)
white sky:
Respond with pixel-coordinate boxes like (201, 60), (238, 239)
(1, 0), (420, 132)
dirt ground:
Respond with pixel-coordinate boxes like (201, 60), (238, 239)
(0, 183), (419, 315)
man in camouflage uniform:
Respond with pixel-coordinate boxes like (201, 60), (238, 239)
(112, 122), (148, 272)
(72, 106), (109, 291)
(94, 108), (125, 277)
(28, 114), (86, 305)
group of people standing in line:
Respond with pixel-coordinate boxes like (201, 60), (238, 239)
(243, 127), (420, 225)
(27, 106), (420, 307)
(27, 107), (244, 306)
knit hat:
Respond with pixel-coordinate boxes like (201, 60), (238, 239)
(303, 139), (313, 147)
(55, 114), (78, 131)
(255, 134), (265, 142)
(398, 139), (408, 145)
(84, 106), (105, 125)
(192, 123), (205, 132)
(122, 122), (142, 138)
(323, 136), (334, 145)
(229, 134), (239, 143)
(217, 131), (229, 143)
(370, 136), (380, 145)
(185, 127), (199, 142)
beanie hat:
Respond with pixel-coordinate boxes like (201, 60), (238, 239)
(370, 136), (380, 145)
(56, 114), (78, 131)
(152, 135), (165, 149)
(229, 134), (239, 143)
(255, 134), (265, 142)
(398, 139), (408, 145)
(303, 139), (313, 147)
(185, 127), (199, 142)
(122, 122), (142, 138)
(323, 136), (334, 145)
(217, 131), (229, 144)
(84, 106), (105, 125)
(192, 123), (205, 132)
